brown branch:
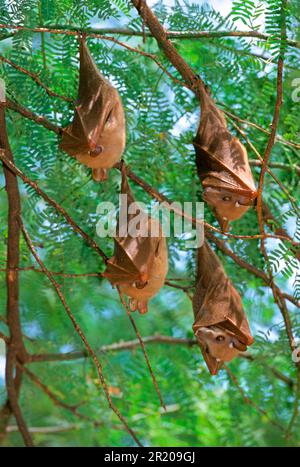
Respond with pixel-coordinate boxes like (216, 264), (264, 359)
(0, 103), (33, 446)
(117, 289), (166, 409)
(224, 365), (285, 431)
(164, 280), (193, 300)
(6, 424), (79, 434)
(221, 106), (300, 150)
(0, 267), (102, 278)
(130, 2), (299, 359)
(0, 367), (24, 445)
(130, 1), (205, 99)
(255, 1), (298, 359)
(249, 160), (300, 175)
(30, 335), (196, 363)
(6, 98), (61, 134)
(0, 24), (299, 48)
(262, 202), (300, 261)
(20, 364), (107, 429)
(0, 265), (298, 309)
(118, 163), (298, 245)
(240, 353), (294, 390)
(7, 85), (300, 156)
(116, 163), (299, 307)
(0, 26), (183, 89)
(28, 334), (294, 390)
(0, 56), (73, 103)
(20, 222), (141, 446)
(0, 150), (107, 262)
(230, 120), (299, 214)
(0, 266), (194, 300)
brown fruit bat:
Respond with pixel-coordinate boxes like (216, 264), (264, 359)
(103, 162), (168, 314)
(193, 241), (253, 375)
(193, 85), (257, 231)
(60, 38), (125, 181)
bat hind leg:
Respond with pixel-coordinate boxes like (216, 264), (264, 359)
(129, 298), (138, 312)
(92, 168), (108, 182)
(137, 301), (148, 314)
(129, 298), (148, 314)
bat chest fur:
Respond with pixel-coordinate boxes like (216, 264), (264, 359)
(120, 241), (168, 301)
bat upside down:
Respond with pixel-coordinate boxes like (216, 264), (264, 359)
(194, 84), (257, 231)
(104, 162), (168, 314)
(60, 38), (126, 181)
(193, 241), (253, 374)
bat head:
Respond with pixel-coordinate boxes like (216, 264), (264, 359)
(203, 187), (254, 231)
(195, 325), (247, 363)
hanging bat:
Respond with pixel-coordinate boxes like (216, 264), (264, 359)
(103, 162), (168, 313)
(193, 85), (257, 231)
(60, 38), (126, 181)
(192, 241), (253, 375)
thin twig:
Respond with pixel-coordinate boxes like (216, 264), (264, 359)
(255, 1), (298, 358)
(28, 334), (294, 390)
(117, 288), (166, 410)
(0, 103), (33, 446)
(0, 23), (298, 48)
(20, 364), (109, 429)
(0, 56), (73, 102)
(221, 106), (300, 150)
(6, 98), (61, 134)
(20, 222), (142, 446)
(0, 150), (107, 262)
(224, 365), (285, 431)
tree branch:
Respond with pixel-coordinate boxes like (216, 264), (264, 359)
(0, 23), (299, 48)
(224, 365), (285, 431)
(20, 222), (141, 446)
(0, 56), (73, 103)
(0, 102), (33, 446)
(255, 1), (299, 360)
(27, 334), (294, 390)
(6, 98), (61, 134)
(117, 289), (165, 409)
(0, 150), (107, 262)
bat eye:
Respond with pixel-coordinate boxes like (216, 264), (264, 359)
(216, 335), (225, 342)
(222, 196), (231, 201)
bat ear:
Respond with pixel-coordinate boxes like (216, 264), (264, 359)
(232, 337), (247, 352)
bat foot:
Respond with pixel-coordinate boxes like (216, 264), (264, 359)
(92, 168), (108, 182)
(138, 301), (148, 314)
(129, 298), (148, 314)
